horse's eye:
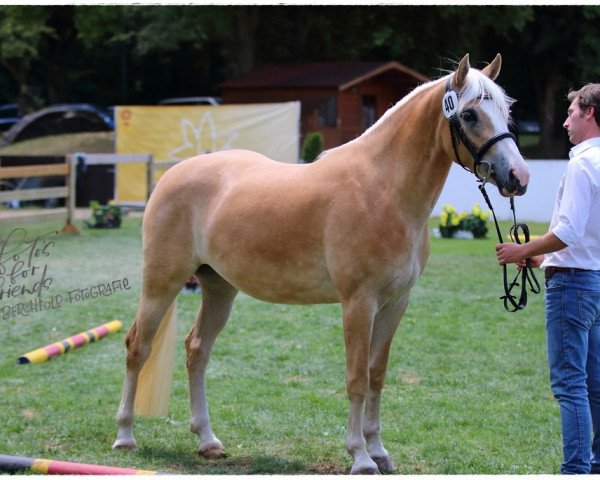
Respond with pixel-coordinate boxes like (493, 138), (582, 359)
(461, 110), (477, 123)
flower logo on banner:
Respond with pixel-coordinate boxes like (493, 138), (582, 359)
(168, 112), (239, 161)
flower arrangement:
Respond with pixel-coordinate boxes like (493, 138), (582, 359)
(438, 203), (490, 238)
(85, 201), (122, 229)
(439, 204), (462, 238)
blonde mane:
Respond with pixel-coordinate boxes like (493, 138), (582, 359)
(360, 66), (514, 139)
(360, 77), (443, 138)
(316, 63), (515, 162)
(457, 68), (514, 122)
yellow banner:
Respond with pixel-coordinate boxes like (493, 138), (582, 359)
(115, 102), (300, 202)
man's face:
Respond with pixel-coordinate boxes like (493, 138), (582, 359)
(563, 97), (588, 145)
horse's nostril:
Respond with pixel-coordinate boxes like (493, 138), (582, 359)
(508, 168), (521, 190)
(508, 169), (528, 195)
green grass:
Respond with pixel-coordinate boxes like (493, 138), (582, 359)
(518, 133), (539, 150)
(0, 132), (115, 155)
(0, 216), (559, 474)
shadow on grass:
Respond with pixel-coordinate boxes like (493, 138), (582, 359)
(134, 445), (347, 474)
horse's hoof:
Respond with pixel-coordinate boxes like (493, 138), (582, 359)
(112, 438), (138, 450)
(372, 456), (396, 474)
(350, 464), (381, 475)
(198, 443), (226, 458)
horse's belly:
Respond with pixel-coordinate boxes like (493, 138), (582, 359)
(215, 261), (340, 305)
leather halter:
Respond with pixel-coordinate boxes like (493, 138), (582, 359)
(444, 77), (517, 182)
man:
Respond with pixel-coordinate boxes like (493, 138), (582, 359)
(496, 84), (600, 474)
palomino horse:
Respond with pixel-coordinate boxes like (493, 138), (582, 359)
(113, 54), (530, 474)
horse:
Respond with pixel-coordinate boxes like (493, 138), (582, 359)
(113, 54), (530, 474)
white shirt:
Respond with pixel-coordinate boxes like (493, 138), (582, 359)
(542, 137), (600, 271)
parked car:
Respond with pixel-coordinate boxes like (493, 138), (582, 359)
(516, 120), (540, 134)
(1, 103), (114, 145)
(158, 96), (221, 106)
(0, 102), (21, 132)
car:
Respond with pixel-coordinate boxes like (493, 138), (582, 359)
(1, 103), (114, 144)
(516, 119), (540, 134)
(158, 96), (221, 106)
(0, 102), (21, 132)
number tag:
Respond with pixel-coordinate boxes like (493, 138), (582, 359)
(442, 91), (459, 118)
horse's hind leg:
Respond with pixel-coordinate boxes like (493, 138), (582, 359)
(113, 290), (179, 449)
(363, 294), (409, 473)
(114, 237), (193, 450)
(185, 266), (238, 458)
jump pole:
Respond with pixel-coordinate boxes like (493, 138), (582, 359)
(0, 454), (163, 475)
(17, 320), (123, 365)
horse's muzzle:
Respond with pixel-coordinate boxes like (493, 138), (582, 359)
(498, 166), (528, 197)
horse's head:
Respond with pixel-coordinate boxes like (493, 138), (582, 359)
(443, 54), (529, 197)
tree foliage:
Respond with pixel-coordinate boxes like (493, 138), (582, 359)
(0, 6), (53, 111)
(0, 5), (598, 155)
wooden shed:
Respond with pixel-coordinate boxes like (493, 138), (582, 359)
(219, 61), (429, 151)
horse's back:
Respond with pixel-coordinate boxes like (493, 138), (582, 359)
(146, 150), (290, 226)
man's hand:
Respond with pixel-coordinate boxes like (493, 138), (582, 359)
(497, 231), (565, 268)
(496, 243), (545, 268)
(495, 242), (525, 266)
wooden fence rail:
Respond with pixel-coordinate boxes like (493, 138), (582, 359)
(0, 153), (157, 233)
(0, 157), (78, 233)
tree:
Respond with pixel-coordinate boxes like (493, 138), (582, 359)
(506, 7), (585, 156)
(0, 6), (52, 112)
(1, 2), (599, 157)
(479, 6), (600, 157)
(74, 6), (235, 103)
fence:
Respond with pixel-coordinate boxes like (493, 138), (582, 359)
(0, 153), (154, 233)
(71, 153), (153, 205)
(0, 157), (78, 233)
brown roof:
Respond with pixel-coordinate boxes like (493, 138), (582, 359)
(219, 61), (429, 91)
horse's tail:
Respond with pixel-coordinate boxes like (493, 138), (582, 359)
(134, 301), (177, 417)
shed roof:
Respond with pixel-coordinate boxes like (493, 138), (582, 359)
(219, 61), (429, 92)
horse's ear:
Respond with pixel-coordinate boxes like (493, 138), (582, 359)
(453, 54), (470, 89)
(482, 53), (502, 80)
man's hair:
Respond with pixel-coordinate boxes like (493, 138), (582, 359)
(568, 84), (600, 126)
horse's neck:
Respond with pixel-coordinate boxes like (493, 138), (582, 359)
(351, 83), (454, 224)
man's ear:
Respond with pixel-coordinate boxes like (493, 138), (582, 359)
(585, 105), (596, 120)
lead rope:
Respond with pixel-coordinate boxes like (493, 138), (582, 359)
(478, 183), (541, 311)
(443, 77), (539, 311)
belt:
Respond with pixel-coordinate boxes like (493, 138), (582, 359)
(545, 266), (589, 280)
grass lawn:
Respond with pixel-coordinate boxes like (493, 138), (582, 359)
(0, 132), (115, 156)
(0, 216), (560, 474)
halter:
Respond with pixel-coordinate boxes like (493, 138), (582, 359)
(443, 76), (540, 312)
(443, 77), (517, 181)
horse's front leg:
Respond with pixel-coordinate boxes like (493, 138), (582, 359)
(342, 296), (380, 474)
(363, 294), (409, 473)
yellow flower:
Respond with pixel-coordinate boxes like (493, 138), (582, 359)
(472, 203), (481, 216)
(440, 211), (448, 226)
(451, 216), (460, 226)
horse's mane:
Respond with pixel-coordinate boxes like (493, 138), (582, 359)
(316, 65), (514, 160)
(361, 67), (514, 137)
(457, 68), (514, 122)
